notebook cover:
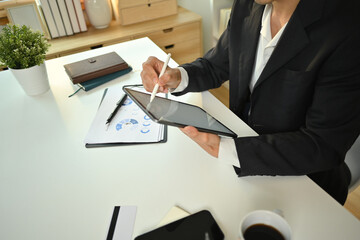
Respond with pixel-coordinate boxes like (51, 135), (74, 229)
(78, 67), (133, 92)
(64, 52), (129, 84)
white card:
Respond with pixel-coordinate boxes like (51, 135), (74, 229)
(107, 206), (137, 240)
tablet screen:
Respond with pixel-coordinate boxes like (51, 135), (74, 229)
(123, 87), (236, 138)
(134, 210), (224, 240)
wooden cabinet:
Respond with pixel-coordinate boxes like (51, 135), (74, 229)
(133, 20), (201, 64)
(47, 7), (202, 65)
(118, 0), (178, 25)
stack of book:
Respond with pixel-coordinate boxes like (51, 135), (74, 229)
(37, 0), (87, 39)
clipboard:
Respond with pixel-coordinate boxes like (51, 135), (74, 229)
(84, 85), (167, 148)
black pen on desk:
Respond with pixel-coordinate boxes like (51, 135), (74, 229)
(105, 95), (127, 127)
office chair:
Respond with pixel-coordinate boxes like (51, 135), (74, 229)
(345, 135), (360, 192)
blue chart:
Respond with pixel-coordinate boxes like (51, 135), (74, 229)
(143, 121), (151, 127)
(85, 87), (165, 145)
(116, 119), (139, 131)
(115, 96), (155, 134)
(141, 115), (152, 134)
(122, 98), (133, 106)
(141, 128), (150, 134)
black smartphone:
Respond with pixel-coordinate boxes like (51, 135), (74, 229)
(134, 210), (224, 240)
(123, 86), (237, 138)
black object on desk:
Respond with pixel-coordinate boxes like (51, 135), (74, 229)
(68, 67), (133, 97)
(134, 210), (224, 240)
(64, 51), (133, 97)
(105, 94), (128, 126)
(64, 52), (130, 84)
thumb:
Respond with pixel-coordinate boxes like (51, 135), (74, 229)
(181, 126), (199, 138)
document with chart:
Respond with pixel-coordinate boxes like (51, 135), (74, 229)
(84, 86), (167, 147)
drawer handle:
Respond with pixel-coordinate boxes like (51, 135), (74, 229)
(163, 28), (173, 33)
(90, 44), (103, 49)
(165, 44), (174, 49)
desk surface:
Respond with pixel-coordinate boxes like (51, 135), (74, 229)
(0, 38), (359, 240)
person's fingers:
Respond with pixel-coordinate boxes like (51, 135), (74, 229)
(180, 126), (197, 138)
(141, 57), (162, 92)
(141, 57), (181, 93)
(158, 85), (169, 93)
(180, 126), (220, 157)
(158, 68), (181, 90)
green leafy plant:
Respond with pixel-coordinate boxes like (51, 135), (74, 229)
(0, 24), (50, 69)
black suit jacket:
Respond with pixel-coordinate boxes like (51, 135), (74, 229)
(176, 0), (360, 204)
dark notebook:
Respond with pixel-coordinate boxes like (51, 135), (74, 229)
(64, 52), (129, 84)
(64, 52), (132, 97)
(68, 67), (132, 97)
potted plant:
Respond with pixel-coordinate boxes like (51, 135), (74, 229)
(0, 24), (51, 96)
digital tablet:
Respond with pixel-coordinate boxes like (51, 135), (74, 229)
(134, 210), (224, 240)
(123, 86), (237, 138)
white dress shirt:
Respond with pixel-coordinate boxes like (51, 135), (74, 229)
(173, 4), (287, 167)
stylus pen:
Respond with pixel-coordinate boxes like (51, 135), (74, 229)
(105, 95), (127, 126)
(150, 53), (171, 103)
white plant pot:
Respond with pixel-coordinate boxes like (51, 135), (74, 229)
(85, 0), (112, 29)
(10, 63), (50, 96)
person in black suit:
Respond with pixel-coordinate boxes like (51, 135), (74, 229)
(141, 0), (360, 204)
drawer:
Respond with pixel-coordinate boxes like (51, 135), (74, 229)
(160, 38), (201, 64)
(102, 37), (132, 47)
(118, 0), (165, 8)
(58, 47), (92, 57)
(145, 22), (201, 47)
(120, 0), (177, 25)
(0, 14), (8, 24)
(0, 9), (7, 18)
(56, 38), (133, 57)
(45, 53), (60, 60)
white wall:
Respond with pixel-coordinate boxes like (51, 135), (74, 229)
(177, 0), (234, 53)
(211, 0), (234, 45)
(177, 0), (212, 52)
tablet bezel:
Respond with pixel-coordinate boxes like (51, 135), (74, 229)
(123, 85), (237, 138)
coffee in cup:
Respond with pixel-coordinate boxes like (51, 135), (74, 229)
(238, 210), (291, 240)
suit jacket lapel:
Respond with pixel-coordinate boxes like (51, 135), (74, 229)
(237, 3), (263, 91)
(253, 0), (325, 90)
(230, 3), (263, 113)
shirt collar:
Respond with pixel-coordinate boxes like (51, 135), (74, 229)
(260, 4), (288, 48)
(260, 4), (273, 42)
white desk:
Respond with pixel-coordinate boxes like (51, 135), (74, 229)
(0, 38), (359, 240)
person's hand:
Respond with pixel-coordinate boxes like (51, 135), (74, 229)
(141, 56), (181, 93)
(180, 126), (220, 158)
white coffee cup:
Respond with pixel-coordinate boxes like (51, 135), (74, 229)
(238, 209), (292, 240)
